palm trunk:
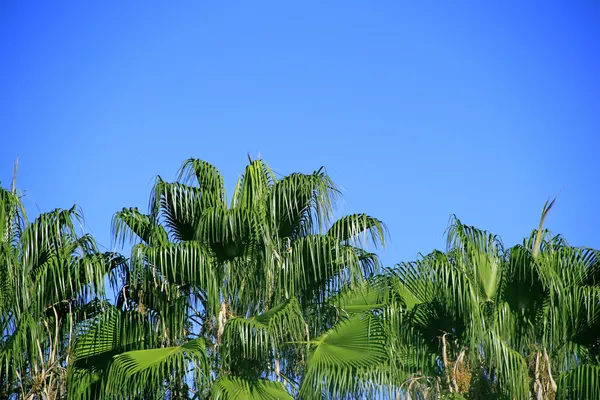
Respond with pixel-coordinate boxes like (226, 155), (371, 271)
(441, 333), (458, 393)
(217, 300), (227, 345)
(543, 348), (557, 394)
(534, 351), (543, 400)
(274, 358), (281, 382)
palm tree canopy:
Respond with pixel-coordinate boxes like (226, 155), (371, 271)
(4, 160), (598, 400)
(70, 157), (387, 399)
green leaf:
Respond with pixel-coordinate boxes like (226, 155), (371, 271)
(557, 364), (600, 400)
(301, 314), (387, 398)
(112, 207), (168, 247)
(107, 339), (207, 395)
(211, 376), (293, 400)
(327, 213), (386, 248)
(177, 158), (227, 206)
(222, 298), (305, 363)
(329, 279), (387, 315)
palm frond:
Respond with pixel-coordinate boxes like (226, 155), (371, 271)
(300, 314), (387, 398)
(197, 206), (257, 262)
(177, 158), (227, 206)
(133, 241), (218, 309)
(280, 235), (366, 302)
(329, 278), (388, 316)
(447, 217), (503, 302)
(211, 376), (293, 400)
(533, 197), (556, 258)
(483, 330), (529, 399)
(327, 213), (386, 249)
(69, 306), (165, 398)
(232, 159), (276, 210)
(150, 178), (208, 241)
(267, 170), (338, 239)
(112, 207), (168, 247)
(557, 364), (600, 400)
(106, 339), (208, 397)
(222, 298), (305, 367)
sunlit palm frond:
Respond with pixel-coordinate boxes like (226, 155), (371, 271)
(232, 159), (276, 210)
(211, 376), (293, 400)
(112, 207), (168, 247)
(177, 158), (227, 206)
(133, 241), (218, 308)
(0, 186), (24, 245)
(328, 278), (388, 316)
(300, 314), (387, 398)
(483, 330), (529, 399)
(327, 213), (386, 249)
(197, 206), (258, 262)
(106, 339), (208, 397)
(533, 197), (556, 258)
(447, 217), (503, 302)
(68, 306), (161, 398)
(19, 206), (83, 273)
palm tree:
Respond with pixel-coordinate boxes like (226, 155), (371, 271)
(69, 157), (387, 399)
(361, 200), (600, 399)
(0, 175), (120, 398)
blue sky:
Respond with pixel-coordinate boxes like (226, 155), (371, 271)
(1, 1), (599, 266)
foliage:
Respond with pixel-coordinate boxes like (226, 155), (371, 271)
(2, 158), (598, 400)
(0, 177), (121, 398)
(69, 157), (386, 399)
(375, 201), (600, 399)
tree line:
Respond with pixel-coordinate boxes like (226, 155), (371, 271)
(1, 158), (599, 399)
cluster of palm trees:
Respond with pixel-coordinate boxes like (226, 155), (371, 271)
(1, 157), (599, 399)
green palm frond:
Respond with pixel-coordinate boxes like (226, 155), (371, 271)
(391, 261), (434, 310)
(19, 206), (82, 271)
(280, 235), (365, 301)
(133, 241), (218, 306)
(267, 170), (338, 239)
(552, 285), (600, 354)
(222, 298), (305, 365)
(557, 364), (600, 400)
(70, 305), (198, 398)
(197, 206), (257, 262)
(0, 312), (37, 392)
(211, 376), (293, 400)
(107, 339), (210, 394)
(329, 278), (389, 316)
(0, 186), (24, 245)
(68, 306), (161, 398)
(70, 310), (155, 376)
(300, 314), (387, 398)
(503, 245), (547, 328)
(177, 158), (227, 206)
(113, 207), (168, 247)
(483, 331), (529, 399)
(533, 197), (556, 258)
(447, 217), (503, 302)
(151, 178), (208, 241)
(577, 248), (600, 286)
(327, 213), (386, 248)
(232, 159), (276, 210)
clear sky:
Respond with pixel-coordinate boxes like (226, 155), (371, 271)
(1, 1), (599, 266)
